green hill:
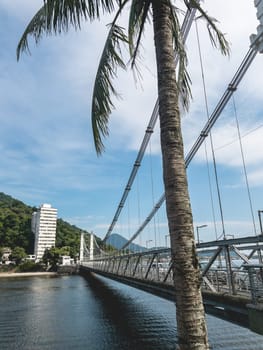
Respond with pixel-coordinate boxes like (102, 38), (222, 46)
(0, 192), (100, 257)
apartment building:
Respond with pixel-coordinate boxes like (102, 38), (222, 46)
(31, 203), (57, 261)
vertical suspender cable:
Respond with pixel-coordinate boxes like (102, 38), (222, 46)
(194, 20), (218, 240)
(232, 95), (257, 235)
(149, 139), (157, 247)
(195, 20), (226, 239)
(136, 176), (142, 250)
(195, 23), (235, 292)
(156, 206), (161, 248)
(127, 196), (131, 251)
(204, 141), (218, 239)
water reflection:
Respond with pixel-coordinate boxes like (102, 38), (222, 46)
(85, 273), (177, 349)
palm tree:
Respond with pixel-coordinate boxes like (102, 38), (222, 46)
(17, 1), (229, 349)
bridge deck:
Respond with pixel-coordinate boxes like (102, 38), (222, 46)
(80, 235), (263, 334)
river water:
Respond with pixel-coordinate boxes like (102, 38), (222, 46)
(0, 274), (262, 350)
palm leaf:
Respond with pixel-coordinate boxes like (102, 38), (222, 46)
(168, 3), (192, 110)
(92, 23), (129, 154)
(17, 6), (46, 60)
(17, 0), (118, 60)
(128, 0), (151, 70)
(184, 0), (230, 56)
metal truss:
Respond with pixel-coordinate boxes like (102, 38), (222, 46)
(82, 235), (263, 304)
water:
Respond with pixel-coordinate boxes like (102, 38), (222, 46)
(0, 274), (262, 350)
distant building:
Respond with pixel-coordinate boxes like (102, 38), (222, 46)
(31, 204), (57, 261)
(26, 255), (36, 261)
(1, 247), (11, 263)
(59, 255), (74, 265)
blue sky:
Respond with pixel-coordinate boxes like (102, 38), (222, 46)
(0, 1), (263, 247)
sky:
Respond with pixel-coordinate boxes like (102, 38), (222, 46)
(0, 0), (263, 247)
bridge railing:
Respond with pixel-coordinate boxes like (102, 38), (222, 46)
(82, 235), (263, 304)
(83, 248), (174, 283)
(243, 264), (263, 303)
(201, 265), (263, 299)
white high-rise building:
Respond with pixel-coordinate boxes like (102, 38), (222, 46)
(31, 203), (57, 261)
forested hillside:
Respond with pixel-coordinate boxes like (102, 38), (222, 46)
(0, 192), (97, 257)
(0, 193), (35, 253)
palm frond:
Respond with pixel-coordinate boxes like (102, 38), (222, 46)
(17, 6), (46, 60)
(185, 0), (230, 56)
(128, 0), (151, 71)
(92, 23), (128, 154)
(169, 3), (192, 111)
(17, 0), (118, 60)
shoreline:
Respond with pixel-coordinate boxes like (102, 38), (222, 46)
(0, 272), (58, 278)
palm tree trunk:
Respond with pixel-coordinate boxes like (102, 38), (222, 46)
(152, 1), (209, 349)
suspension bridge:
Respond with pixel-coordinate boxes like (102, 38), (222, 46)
(79, 3), (263, 336)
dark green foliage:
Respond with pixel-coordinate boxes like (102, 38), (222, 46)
(0, 264), (15, 273)
(9, 246), (27, 265)
(42, 247), (61, 271)
(56, 219), (83, 257)
(16, 261), (45, 272)
(0, 193), (35, 253)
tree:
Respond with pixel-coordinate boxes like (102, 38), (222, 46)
(10, 246), (27, 265)
(17, 1), (229, 349)
(42, 247), (61, 270)
(0, 193), (35, 253)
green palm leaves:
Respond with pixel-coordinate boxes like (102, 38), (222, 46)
(17, 0), (229, 155)
(128, 0), (151, 68)
(185, 0), (229, 55)
(17, 0), (117, 60)
(92, 23), (128, 154)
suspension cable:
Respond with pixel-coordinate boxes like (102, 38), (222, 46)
(149, 139), (157, 247)
(232, 94), (257, 235)
(215, 123), (263, 151)
(195, 19), (219, 240)
(93, 234), (106, 255)
(83, 239), (89, 255)
(204, 142), (218, 239)
(136, 175), (142, 249)
(121, 47), (258, 250)
(195, 18), (227, 239)
(127, 196), (131, 249)
(210, 136), (226, 240)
